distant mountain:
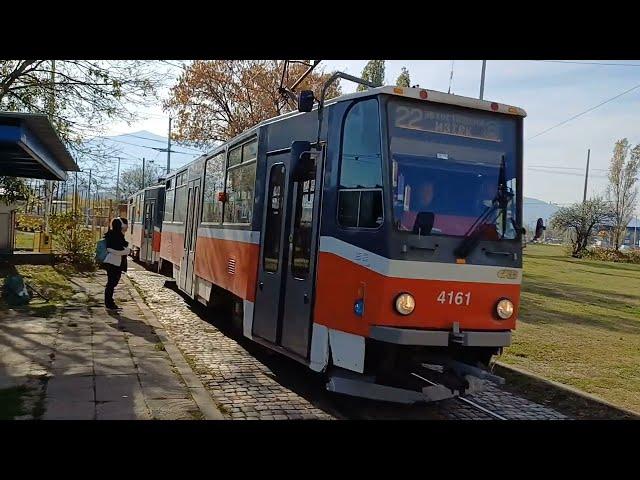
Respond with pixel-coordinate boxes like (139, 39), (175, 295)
(81, 130), (204, 173)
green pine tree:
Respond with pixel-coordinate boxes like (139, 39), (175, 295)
(357, 60), (386, 91)
(395, 67), (410, 87)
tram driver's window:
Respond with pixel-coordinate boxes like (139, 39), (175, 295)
(338, 99), (383, 228)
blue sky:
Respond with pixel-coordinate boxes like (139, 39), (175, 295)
(104, 60), (640, 211)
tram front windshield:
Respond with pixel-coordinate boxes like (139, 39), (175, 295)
(387, 98), (520, 240)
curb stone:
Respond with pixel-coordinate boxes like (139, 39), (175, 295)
(122, 274), (226, 420)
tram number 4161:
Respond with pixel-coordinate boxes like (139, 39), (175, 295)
(437, 291), (471, 305)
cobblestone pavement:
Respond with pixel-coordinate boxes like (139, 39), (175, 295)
(0, 269), (208, 420)
(440, 383), (568, 420)
(128, 264), (569, 420)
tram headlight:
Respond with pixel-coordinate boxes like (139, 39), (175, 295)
(395, 293), (415, 315)
(496, 298), (514, 320)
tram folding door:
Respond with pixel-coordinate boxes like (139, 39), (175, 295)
(141, 199), (155, 264)
(253, 147), (324, 359)
(178, 178), (201, 297)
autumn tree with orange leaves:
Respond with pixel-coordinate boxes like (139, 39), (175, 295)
(163, 60), (341, 148)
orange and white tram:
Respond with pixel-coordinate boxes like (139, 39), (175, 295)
(141, 84), (525, 402)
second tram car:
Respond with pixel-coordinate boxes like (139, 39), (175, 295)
(126, 184), (165, 266)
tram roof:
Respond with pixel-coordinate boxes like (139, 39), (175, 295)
(253, 85), (527, 130)
(166, 85), (527, 175)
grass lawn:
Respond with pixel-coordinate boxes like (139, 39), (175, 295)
(0, 264), (76, 317)
(501, 243), (640, 414)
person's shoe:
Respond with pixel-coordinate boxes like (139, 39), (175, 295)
(105, 304), (120, 312)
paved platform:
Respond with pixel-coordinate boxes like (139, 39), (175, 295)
(0, 267), (224, 420)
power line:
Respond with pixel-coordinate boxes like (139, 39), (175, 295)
(527, 164), (608, 172)
(109, 132), (202, 153)
(536, 60), (640, 67)
(161, 60), (189, 69)
(96, 136), (202, 156)
(527, 168), (608, 179)
(527, 81), (640, 141)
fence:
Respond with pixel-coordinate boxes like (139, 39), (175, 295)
(13, 193), (128, 253)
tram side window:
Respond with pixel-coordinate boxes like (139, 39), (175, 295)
(137, 195), (143, 223)
(173, 171), (188, 223)
(291, 176), (315, 279)
(263, 164), (286, 273)
(164, 188), (175, 222)
(202, 152), (226, 223)
(224, 140), (257, 224)
(129, 199), (135, 233)
(338, 99), (383, 228)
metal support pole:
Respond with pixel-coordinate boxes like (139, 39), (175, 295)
(583, 149), (590, 203)
(115, 157), (121, 207)
(479, 60), (486, 100)
(167, 118), (172, 174)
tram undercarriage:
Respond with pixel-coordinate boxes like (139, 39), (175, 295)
(326, 336), (507, 404)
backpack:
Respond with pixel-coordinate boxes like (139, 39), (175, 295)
(95, 238), (108, 263)
(3, 274), (31, 306)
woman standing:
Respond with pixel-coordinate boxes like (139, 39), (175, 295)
(103, 218), (130, 311)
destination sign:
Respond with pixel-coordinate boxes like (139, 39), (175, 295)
(390, 104), (502, 142)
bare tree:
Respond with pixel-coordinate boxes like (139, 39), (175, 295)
(118, 163), (165, 199)
(550, 197), (613, 257)
(0, 60), (167, 203)
(606, 139), (640, 249)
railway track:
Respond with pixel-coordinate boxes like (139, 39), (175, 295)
(411, 371), (508, 420)
(128, 263), (568, 421)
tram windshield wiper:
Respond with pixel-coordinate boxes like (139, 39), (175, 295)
(453, 156), (513, 259)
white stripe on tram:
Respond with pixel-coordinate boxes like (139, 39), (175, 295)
(319, 236), (522, 285)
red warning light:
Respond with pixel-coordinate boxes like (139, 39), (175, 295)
(490, 102), (499, 111)
(419, 90), (428, 99)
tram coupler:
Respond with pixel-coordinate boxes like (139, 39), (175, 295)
(444, 360), (505, 386)
(326, 368), (458, 404)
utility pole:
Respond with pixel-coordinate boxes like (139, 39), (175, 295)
(74, 171), (78, 215)
(583, 149), (590, 203)
(87, 169), (92, 220)
(142, 157), (146, 189)
(167, 117), (172, 174)
(115, 157), (121, 208)
(44, 59), (56, 235)
(479, 60), (487, 100)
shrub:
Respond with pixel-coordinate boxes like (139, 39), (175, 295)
(583, 247), (640, 264)
(15, 213), (44, 232)
(49, 212), (97, 271)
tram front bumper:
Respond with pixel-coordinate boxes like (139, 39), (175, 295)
(369, 326), (512, 348)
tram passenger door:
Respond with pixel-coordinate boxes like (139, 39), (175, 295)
(279, 148), (323, 357)
(141, 200), (155, 263)
(252, 153), (291, 343)
(179, 180), (201, 297)
(253, 146), (323, 359)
